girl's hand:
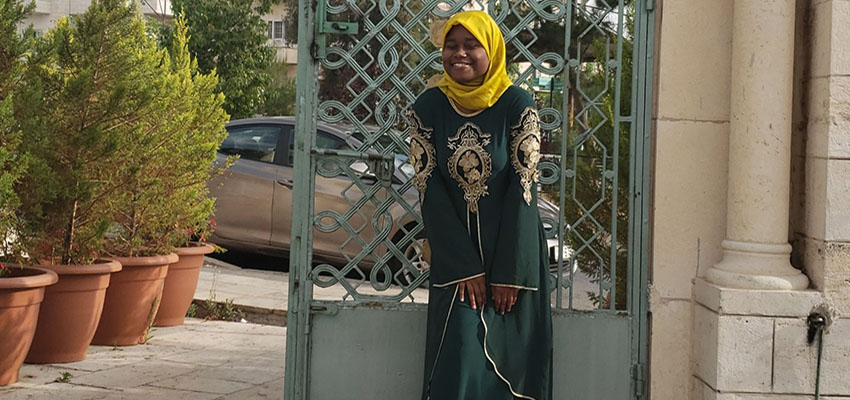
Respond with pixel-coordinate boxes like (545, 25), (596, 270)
(491, 285), (519, 315)
(458, 275), (486, 310)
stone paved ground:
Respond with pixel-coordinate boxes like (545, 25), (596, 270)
(0, 319), (286, 400)
(0, 256), (598, 399)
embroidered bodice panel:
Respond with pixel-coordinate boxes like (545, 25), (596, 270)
(407, 86), (542, 216)
(446, 123), (492, 214)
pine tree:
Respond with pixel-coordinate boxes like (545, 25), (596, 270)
(16, 0), (162, 264)
(0, 0), (34, 265)
(105, 14), (228, 256)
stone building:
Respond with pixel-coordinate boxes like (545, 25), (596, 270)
(651, 0), (850, 398)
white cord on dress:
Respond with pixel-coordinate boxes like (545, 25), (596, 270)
(476, 212), (484, 265)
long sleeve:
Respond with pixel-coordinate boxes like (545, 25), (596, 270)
(407, 109), (485, 286)
(489, 106), (543, 290)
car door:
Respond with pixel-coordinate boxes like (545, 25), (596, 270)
(209, 124), (284, 248)
(270, 126), (295, 250)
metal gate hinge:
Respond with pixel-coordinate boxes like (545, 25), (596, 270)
(632, 363), (646, 398)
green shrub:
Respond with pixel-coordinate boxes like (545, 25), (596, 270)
(13, 0), (228, 263)
(104, 14), (228, 256)
(0, 0), (34, 266)
(14, 1), (160, 264)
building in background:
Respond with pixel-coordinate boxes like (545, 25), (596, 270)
(21, 0), (297, 77)
(23, 0), (172, 32)
(261, 2), (297, 77)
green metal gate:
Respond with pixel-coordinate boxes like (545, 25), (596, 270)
(285, 0), (654, 398)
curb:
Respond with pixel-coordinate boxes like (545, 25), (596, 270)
(190, 299), (287, 327)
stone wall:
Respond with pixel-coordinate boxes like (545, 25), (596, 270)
(653, 0), (850, 398)
(650, 0), (733, 398)
(796, 0), (850, 316)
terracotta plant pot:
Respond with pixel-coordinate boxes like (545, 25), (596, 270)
(91, 253), (177, 346)
(25, 260), (122, 363)
(154, 243), (214, 327)
(0, 266), (58, 385)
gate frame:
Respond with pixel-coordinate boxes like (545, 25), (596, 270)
(628, 0), (655, 398)
(284, 1), (657, 398)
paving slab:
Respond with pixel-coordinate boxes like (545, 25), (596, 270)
(0, 319), (286, 400)
(216, 378), (283, 400)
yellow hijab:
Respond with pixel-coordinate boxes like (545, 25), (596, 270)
(436, 11), (512, 112)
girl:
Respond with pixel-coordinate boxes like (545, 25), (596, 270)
(409, 10), (553, 400)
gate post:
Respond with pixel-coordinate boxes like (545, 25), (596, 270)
(284, 0), (320, 398)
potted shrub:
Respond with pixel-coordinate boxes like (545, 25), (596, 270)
(92, 10), (228, 344)
(10, 0), (183, 361)
(152, 18), (228, 327)
(0, 0), (59, 383)
(0, 264), (57, 385)
(155, 226), (217, 327)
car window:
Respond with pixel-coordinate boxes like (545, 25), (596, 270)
(349, 130), (398, 151)
(287, 130), (349, 166)
(220, 125), (281, 163)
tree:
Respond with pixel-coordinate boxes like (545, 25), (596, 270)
(257, 60), (296, 116)
(166, 0), (282, 119)
(13, 0), (166, 264)
(105, 14), (228, 256)
(0, 0), (33, 266)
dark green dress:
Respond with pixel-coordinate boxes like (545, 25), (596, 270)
(409, 86), (553, 400)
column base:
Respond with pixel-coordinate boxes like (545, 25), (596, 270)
(692, 279), (838, 398)
(704, 240), (809, 290)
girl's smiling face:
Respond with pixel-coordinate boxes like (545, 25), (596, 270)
(442, 25), (490, 84)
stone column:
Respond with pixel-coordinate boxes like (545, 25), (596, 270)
(703, 0), (809, 290)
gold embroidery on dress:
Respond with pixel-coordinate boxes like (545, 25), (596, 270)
(510, 107), (541, 205)
(407, 110), (436, 196)
(447, 123), (492, 214)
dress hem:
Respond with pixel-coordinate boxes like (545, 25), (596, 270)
(480, 304), (537, 400)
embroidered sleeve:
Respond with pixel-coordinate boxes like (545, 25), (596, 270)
(407, 109), (436, 195)
(509, 107), (542, 205)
